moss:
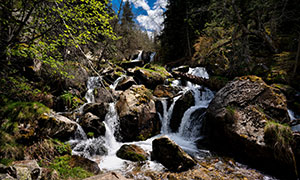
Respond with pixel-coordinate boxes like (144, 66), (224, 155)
(116, 145), (147, 162)
(48, 155), (93, 180)
(264, 121), (296, 173)
(0, 158), (14, 166)
(239, 75), (263, 82)
(87, 132), (94, 138)
(264, 121), (293, 148)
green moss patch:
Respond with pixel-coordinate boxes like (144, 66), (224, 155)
(48, 155), (93, 180)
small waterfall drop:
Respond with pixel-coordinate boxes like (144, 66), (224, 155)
(85, 76), (102, 103)
(149, 52), (156, 63)
(132, 50), (143, 61)
(109, 75), (126, 91)
(158, 95), (182, 134)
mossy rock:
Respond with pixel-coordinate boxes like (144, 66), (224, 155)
(116, 144), (147, 162)
(0, 102), (50, 143)
(48, 155), (94, 180)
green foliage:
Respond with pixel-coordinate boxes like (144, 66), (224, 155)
(87, 132), (95, 138)
(0, 75), (51, 105)
(49, 155), (93, 179)
(59, 91), (83, 111)
(53, 139), (72, 155)
(1, 0), (117, 75)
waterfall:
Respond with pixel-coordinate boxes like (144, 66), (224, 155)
(177, 86), (214, 140)
(158, 95), (182, 134)
(132, 50), (143, 61)
(149, 52), (156, 63)
(85, 76), (102, 103)
(103, 103), (120, 153)
(109, 75), (126, 91)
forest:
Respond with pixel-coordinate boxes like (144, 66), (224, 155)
(1, 0), (300, 179)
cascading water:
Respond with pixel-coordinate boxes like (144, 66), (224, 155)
(149, 52), (156, 63)
(109, 75), (126, 90)
(158, 95), (181, 134)
(132, 50), (143, 62)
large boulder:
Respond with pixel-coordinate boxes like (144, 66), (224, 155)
(169, 91), (194, 132)
(152, 136), (196, 172)
(133, 65), (171, 89)
(116, 85), (160, 142)
(206, 75), (296, 178)
(69, 155), (100, 174)
(116, 144), (148, 162)
(94, 87), (114, 104)
(82, 103), (108, 121)
(79, 113), (106, 137)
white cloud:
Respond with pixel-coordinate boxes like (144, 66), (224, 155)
(126, 0), (150, 11)
(154, 0), (168, 10)
(125, 0), (167, 34)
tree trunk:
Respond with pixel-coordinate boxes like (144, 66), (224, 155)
(293, 34), (300, 78)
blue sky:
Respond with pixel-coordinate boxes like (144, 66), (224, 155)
(111, 0), (168, 35)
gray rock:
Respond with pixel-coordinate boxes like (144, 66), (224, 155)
(152, 136), (196, 172)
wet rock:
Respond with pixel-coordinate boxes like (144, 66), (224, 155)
(115, 76), (137, 91)
(170, 91), (194, 132)
(84, 172), (132, 180)
(206, 75), (295, 178)
(116, 144), (148, 162)
(69, 155), (100, 174)
(152, 136), (196, 172)
(116, 85), (160, 142)
(79, 113), (106, 137)
(153, 85), (181, 98)
(83, 103), (108, 121)
(94, 87), (114, 104)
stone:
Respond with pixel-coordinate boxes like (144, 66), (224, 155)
(39, 111), (78, 141)
(206, 75), (295, 178)
(152, 136), (196, 172)
(83, 172), (132, 180)
(69, 155), (100, 174)
(133, 65), (171, 89)
(80, 112), (106, 137)
(12, 160), (41, 180)
(83, 103), (108, 121)
(116, 85), (160, 142)
(115, 76), (137, 91)
(170, 91), (194, 132)
(116, 144), (148, 162)
(153, 85), (181, 98)
(94, 87), (114, 104)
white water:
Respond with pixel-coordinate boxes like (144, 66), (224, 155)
(109, 75), (126, 90)
(85, 76), (102, 103)
(149, 52), (156, 63)
(132, 50), (143, 62)
(72, 67), (214, 171)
